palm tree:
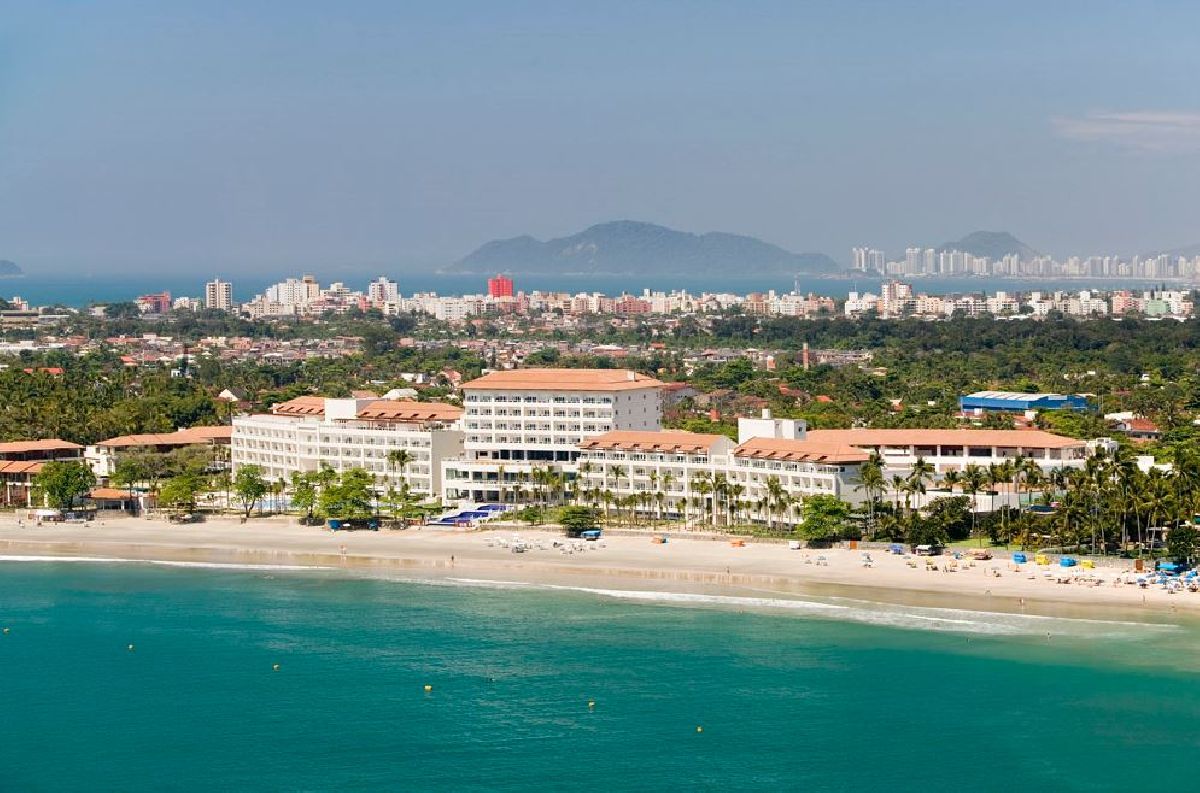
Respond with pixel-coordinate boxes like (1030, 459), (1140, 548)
(386, 449), (412, 495)
(576, 461), (594, 505)
(859, 454), (886, 538)
(692, 474), (713, 528)
(962, 464), (986, 545)
(890, 474), (906, 515)
(765, 475), (786, 535)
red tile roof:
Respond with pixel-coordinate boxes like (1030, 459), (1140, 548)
(733, 437), (870, 465)
(271, 396), (327, 416)
(0, 439), (83, 454)
(463, 368), (663, 392)
(89, 487), (133, 500)
(804, 428), (1084, 450)
(99, 426), (232, 448)
(0, 461), (46, 474)
(578, 430), (728, 455)
(355, 400), (462, 422)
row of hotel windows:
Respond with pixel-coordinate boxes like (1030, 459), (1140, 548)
(469, 409), (610, 418)
(234, 445), (430, 462)
(466, 435), (585, 446)
(234, 434), (431, 448)
(236, 454), (433, 477)
(466, 395), (614, 404)
(468, 423), (608, 433)
(580, 455), (846, 475)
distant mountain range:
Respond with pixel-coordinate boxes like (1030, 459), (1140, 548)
(1150, 242), (1200, 259)
(0, 260), (22, 277)
(938, 231), (1039, 260)
(446, 221), (840, 275)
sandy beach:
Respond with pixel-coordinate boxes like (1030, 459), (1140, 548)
(0, 515), (1192, 624)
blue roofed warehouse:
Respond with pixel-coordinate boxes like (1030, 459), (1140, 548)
(959, 391), (1091, 413)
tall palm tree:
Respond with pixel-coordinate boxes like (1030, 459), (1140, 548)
(386, 448), (412, 495)
(962, 464), (986, 545)
(692, 473), (713, 528)
(576, 461), (594, 505)
(859, 453), (886, 537)
(890, 474), (907, 515)
(765, 475), (786, 535)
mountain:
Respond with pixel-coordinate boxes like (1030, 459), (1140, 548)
(0, 260), (21, 276)
(1148, 242), (1200, 259)
(446, 221), (840, 275)
(938, 231), (1038, 260)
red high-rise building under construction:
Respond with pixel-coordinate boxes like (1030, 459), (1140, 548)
(487, 274), (514, 298)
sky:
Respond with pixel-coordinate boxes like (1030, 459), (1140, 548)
(2, 0), (1200, 275)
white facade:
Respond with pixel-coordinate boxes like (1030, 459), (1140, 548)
(367, 277), (399, 306)
(803, 429), (1093, 478)
(232, 397), (463, 499)
(442, 369), (662, 504)
(574, 419), (868, 528)
(204, 279), (233, 311)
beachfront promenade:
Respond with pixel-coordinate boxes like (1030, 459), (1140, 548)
(0, 515), (1191, 621)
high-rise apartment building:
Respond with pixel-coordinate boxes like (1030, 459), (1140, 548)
(204, 279), (233, 311)
(487, 274), (514, 298)
(367, 276), (399, 305)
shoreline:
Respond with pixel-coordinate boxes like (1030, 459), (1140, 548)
(0, 516), (1191, 627)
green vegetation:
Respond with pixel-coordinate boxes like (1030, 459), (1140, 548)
(31, 461), (96, 510)
(233, 465), (269, 519)
(317, 468), (375, 519)
(560, 506), (600, 537)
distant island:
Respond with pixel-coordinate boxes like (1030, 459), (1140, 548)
(446, 220), (840, 276)
(0, 260), (22, 277)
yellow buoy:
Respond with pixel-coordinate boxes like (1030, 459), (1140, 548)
(424, 684), (433, 692)
(272, 663), (281, 671)
(696, 726), (703, 733)
(588, 700), (595, 709)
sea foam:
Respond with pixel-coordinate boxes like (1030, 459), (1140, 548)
(445, 576), (1179, 638)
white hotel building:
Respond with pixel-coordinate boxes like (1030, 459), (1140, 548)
(576, 415), (872, 526)
(441, 369), (662, 503)
(231, 396), (464, 498)
(231, 369), (1096, 521)
(575, 415), (1097, 527)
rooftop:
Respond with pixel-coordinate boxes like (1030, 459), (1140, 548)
(268, 396), (461, 423)
(99, 426), (233, 448)
(578, 430), (729, 455)
(463, 368), (663, 392)
(354, 400), (463, 423)
(804, 428), (1085, 449)
(0, 439), (83, 455)
(271, 396), (327, 417)
(963, 391), (1071, 401)
(733, 437), (871, 465)
(0, 460), (46, 474)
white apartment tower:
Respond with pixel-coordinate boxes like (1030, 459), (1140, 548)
(367, 276), (399, 306)
(204, 279), (233, 311)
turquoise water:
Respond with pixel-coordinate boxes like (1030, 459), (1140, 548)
(1, 562), (1198, 792)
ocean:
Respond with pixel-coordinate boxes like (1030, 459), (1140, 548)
(1, 271), (1188, 309)
(1, 560), (1197, 791)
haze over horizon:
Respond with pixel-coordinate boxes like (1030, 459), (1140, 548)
(3, 1), (1200, 275)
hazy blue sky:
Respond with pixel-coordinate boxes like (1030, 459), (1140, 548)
(2, 1), (1199, 274)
